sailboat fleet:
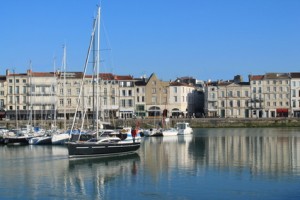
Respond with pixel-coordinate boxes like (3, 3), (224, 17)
(0, 5), (192, 157)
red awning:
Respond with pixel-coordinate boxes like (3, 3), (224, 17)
(276, 108), (288, 113)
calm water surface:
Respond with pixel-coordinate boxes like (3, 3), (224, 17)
(1, 128), (300, 199)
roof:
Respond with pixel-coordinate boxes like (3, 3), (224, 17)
(264, 73), (290, 79)
(249, 75), (264, 81)
(290, 72), (300, 78)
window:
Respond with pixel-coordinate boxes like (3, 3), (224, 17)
(228, 91), (233, 97)
(174, 87), (177, 93)
(128, 99), (133, 107)
(15, 86), (19, 94)
(128, 90), (132, 96)
(111, 97), (116, 105)
(23, 79), (26, 83)
(9, 86), (13, 94)
(229, 100), (233, 107)
(136, 88), (139, 93)
(258, 87), (262, 93)
(174, 96), (177, 102)
(237, 91), (240, 97)
(237, 100), (240, 107)
(67, 89), (71, 95)
(121, 99), (126, 107)
(16, 79), (19, 83)
(122, 90), (126, 96)
(104, 88), (107, 96)
(152, 88), (156, 94)
(16, 96), (19, 104)
(42, 87), (45, 94)
(151, 96), (157, 104)
(67, 98), (71, 106)
(137, 96), (140, 103)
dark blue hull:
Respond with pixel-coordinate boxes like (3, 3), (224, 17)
(68, 141), (141, 158)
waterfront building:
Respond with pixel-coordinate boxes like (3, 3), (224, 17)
(116, 75), (135, 119)
(290, 72), (300, 117)
(99, 73), (121, 120)
(5, 70), (31, 121)
(168, 81), (195, 118)
(249, 75), (265, 118)
(263, 73), (290, 117)
(134, 76), (147, 118)
(204, 81), (218, 117)
(56, 72), (83, 126)
(27, 70), (57, 123)
(0, 75), (6, 120)
(144, 73), (169, 118)
(216, 75), (251, 118)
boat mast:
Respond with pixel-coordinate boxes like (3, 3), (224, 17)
(63, 45), (67, 130)
(96, 6), (101, 134)
(13, 69), (18, 129)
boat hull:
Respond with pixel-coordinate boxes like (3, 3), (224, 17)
(4, 136), (32, 145)
(29, 136), (52, 145)
(68, 142), (141, 158)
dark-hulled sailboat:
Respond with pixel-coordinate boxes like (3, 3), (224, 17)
(67, 6), (140, 158)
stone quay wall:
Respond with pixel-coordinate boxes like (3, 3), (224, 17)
(1, 117), (300, 129)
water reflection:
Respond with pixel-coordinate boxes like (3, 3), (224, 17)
(142, 128), (300, 180)
(1, 128), (300, 199)
(142, 135), (195, 182)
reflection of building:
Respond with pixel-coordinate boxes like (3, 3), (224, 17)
(204, 129), (300, 174)
(143, 136), (194, 181)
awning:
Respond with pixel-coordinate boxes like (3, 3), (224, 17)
(276, 108), (288, 113)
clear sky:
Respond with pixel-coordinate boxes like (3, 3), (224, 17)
(1, 0), (300, 82)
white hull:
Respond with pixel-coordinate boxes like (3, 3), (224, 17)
(51, 133), (70, 145)
(162, 128), (178, 136)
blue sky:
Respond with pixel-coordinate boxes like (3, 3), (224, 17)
(1, 0), (300, 82)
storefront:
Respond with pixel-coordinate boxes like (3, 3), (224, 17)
(276, 108), (289, 117)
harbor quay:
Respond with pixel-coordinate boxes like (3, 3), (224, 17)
(1, 117), (300, 129)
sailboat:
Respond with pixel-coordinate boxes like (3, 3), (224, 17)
(67, 6), (140, 158)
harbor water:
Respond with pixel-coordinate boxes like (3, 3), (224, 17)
(1, 128), (300, 199)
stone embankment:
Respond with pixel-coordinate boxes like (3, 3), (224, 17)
(1, 118), (300, 129)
